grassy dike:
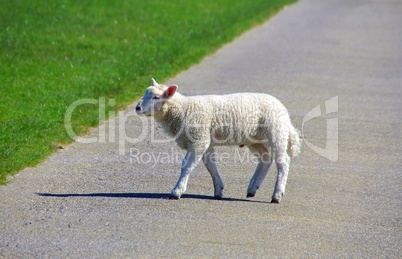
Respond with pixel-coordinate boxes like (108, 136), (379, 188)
(0, 0), (296, 184)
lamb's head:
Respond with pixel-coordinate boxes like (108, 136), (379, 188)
(135, 78), (178, 116)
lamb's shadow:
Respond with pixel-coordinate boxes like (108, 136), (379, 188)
(36, 192), (269, 203)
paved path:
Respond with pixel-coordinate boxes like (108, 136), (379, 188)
(1, 0), (401, 257)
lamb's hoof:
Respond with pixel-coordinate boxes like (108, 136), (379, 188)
(214, 195), (222, 200)
(271, 198), (280, 204)
(169, 195), (180, 200)
(247, 193), (255, 198)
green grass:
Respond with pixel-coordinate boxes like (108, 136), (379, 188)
(0, 0), (296, 184)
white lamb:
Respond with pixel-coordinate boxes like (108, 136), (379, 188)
(135, 79), (301, 203)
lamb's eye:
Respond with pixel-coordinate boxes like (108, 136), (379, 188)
(152, 96), (160, 100)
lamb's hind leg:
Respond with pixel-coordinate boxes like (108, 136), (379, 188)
(271, 152), (290, 204)
(202, 146), (224, 199)
(247, 144), (272, 198)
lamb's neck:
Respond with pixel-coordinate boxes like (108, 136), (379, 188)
(154, 96), (188, 135)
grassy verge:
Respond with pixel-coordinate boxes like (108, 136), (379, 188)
(0, 0), (296, 184)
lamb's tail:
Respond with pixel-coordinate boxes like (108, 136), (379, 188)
(288, 125), (301, 158)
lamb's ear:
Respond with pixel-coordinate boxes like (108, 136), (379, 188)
(163, 85), (178, 98)
(151, 78), (159, 86)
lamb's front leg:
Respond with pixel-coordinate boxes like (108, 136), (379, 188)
(170, 149), (203, 199)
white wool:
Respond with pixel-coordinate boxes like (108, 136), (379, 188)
(157, 93), (300, 156)
(136, 79), (301, 203)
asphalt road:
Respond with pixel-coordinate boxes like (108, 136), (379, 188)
(1, 0), (401, 257)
